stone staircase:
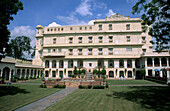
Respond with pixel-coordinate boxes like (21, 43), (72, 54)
(86, 72), (93, 80)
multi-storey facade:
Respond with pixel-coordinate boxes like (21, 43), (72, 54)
(33, 14), (170, 79)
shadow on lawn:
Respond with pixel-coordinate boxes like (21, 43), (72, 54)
(0, 86), (30, 97)
(106, 86), (170, 111)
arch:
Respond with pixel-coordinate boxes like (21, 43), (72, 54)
(2, 67), (10, 80)
(147, 58), (152, 67)
(27, 69), (29, 77)
(59, 60), (64, 68)
(119, 59), (124, 68)
(17, 69), (21, 78)
(127, 59), (132, 68)
(108, 59), (114, 68)
(109, 71), (114, 78)
(161, 58), (167, 66)
(154, 58), (160, 67)
(148, 69), (152, 76)
(11, 70), (14, 78)
(31, 69), (33, 77)
(45, 71), (49, 77)
(135, 59), (140, 68)
(45, 60), (49, 68)
(68, 60), (73, 68)
(98, 59), (104, 68)
(52, 71), (56, 77)
(52, 60), (56, 68)
(68, 71), (72, 78)
(22, 69), (25, 77)
(78, 60), (83, 68)
(128, 71), (132, 78)
(119, 71), (124, 77)
(59, 71), (63, 78)
(34, 69), (37, 77)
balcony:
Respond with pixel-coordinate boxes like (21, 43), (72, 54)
(88, 52), (92, 55)
(43, 52), (65, 57)
(98, 52), (103, 55)
(69, 41), (73, 44)
(78, 40), (82, 43)
(78, 52), (82, 55)
(99, 40), (103, 43)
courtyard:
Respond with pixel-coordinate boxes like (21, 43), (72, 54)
(0, 79), (169, 111)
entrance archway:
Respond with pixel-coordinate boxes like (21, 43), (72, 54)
(3, 67), (10, 80)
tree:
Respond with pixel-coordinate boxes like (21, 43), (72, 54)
(7, 36), (32, 60)
(31, 46), (36, 58)
(0, 0), (23, 60)
(132, 0), (170, 51)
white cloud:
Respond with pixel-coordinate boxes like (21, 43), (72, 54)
(106, 9), (116, 17)
(97, 14), (102, 17)
(48, 22), (61, 27)
(126, 0), (138, 4)
(88, 20), (95, 25)
(10, 26), (36, 59)
(93, 1), (107, 10)
(57, 14), (87, 25)
(76, 0), (93, 16)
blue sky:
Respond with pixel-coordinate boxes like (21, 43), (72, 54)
(8, 0), (140, 58)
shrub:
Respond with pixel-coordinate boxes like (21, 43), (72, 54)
(30, 76), (33, 79)
(93, 69), (97, 74)
(93, 85), (105, 89)
(53, 84), (66, 88)
(37, 76), (39, 78)
(88, 85), (92, 89)
(106, 81), (109, 88)
(21, 77), (24, 80)
(40, 84), (47, 88)
(79, 85), (87, 89)
(26, 76), (29, 80)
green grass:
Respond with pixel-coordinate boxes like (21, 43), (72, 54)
(45, 86), (170, 111)
(21, 79), (42, 83)
(0, 84), (61, 111)
(106, 80), (159, 85)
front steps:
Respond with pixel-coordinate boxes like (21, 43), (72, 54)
(86, 72), (93, 80)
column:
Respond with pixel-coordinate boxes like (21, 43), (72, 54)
(152, 58), (155, 67)
(159, 58), (162, 67)
(49, 60), (52, 68)
(73, 60), (77, 67)
(64, 60), (68, 68)
(104, 60), (108, 68)
(56, 60), (59, 68)
(145, 58), (147, 67)
(132, 59), (135, 68)
(20, 69), (22, 78)
(160, 71), (162, 77)
(167, 58), (169, 67)
(152, 69), (155, 77)
(124, 59), (127, 68)
(9, 70), (11, 81)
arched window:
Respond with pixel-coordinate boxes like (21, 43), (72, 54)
(17, 69), (21, 77)
(59, 60), (64, 68)
(127, 59), (132, 68)
(45, 71), (49, 77)
(45, 60), (49, 68)
(135, 59), (140, 68)
(68, 60), (73, 68)
(68, 71), (72, 78)
(98, 59), (104, 68)
(52, 71), (56, 77)
(52, 60), (56, 68)
(154, 58), (160, 67)
(119, 59), (124, 68)
(22, 69), (25, 77)
(108, 59), (114, 68)
(109, 71), (114, 78)
(147, 58), (152, 67)
(119, 71), (124, 77)
(161, 58), (167, 66)
(78, 60), (83, 68)
(128, 71), (132, 78)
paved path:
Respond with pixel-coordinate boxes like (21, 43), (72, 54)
(15, 87), (78, 111)
(110, 84), (168, 86)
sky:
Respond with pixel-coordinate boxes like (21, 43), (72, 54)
(8, 0), (140, 58)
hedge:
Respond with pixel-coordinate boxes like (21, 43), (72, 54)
(53, 84), (66, 88)
(93, 85), (105, 89)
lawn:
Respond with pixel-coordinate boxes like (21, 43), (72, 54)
(21, 79), (42, 83)
(106, 80), (159, 85)
(45, 86), (170, 111)
(0, 84), (61, 111)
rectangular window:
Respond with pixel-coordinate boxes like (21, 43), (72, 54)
(78, 37), (82, 43)
(53, 49), (56, 52)
(142, 36), (146, 43)
(78, 49), (82, 55)
(98, 48), (103, 55)
(69, 37), (73, 43)
(80, 27), (82, 30)
(126, 36), (130, 42)
(70, 27), (72, 30)
(89, 26), (92, 29)
(108, 48), (113, 55)
(69, 49), (73, 55)
(58, 48), (62, 52)
(99, 25), (102, 30)
(109, 24), (112, 30)
(99, 36), (103, 43)
(88, 37), (93, 43)
(88, 48), (92, 55)
(109, 36), (113, 43)
(126, 48), (132, 51)
(48, 49), (51, 53)
(126, 24), (130, 30)
(53, 38), (56, 44)
(89, 63), (92, 67)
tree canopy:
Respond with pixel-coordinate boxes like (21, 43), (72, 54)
(7, 36), (32, 60)
(132, 0), (170, 51)
(0, 0), (23, 60)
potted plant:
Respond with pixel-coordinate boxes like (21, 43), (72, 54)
(102, 67), (106, 78)
(81, 73), (84, 79)
(97, 67), (101, 78)
(73, 67), (78, 77)
(71, 74), (74, 78)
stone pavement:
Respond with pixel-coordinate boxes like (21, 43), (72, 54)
(15, 87), (78, 111)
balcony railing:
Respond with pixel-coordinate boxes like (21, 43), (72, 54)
(69, 52), (73, 55)
(78, 40), (82, 43)
(99, 40), (103, 43)
(88, 40), (92, 43)
(109, 40), (113, 43)
(88, 52), (92, 55)
(98, 52), (103, 55)
(78, 52), (82, 55)
(43, 52), (65, 57)
(108, 52), (113, 55)
(69, 41), (73, 44)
